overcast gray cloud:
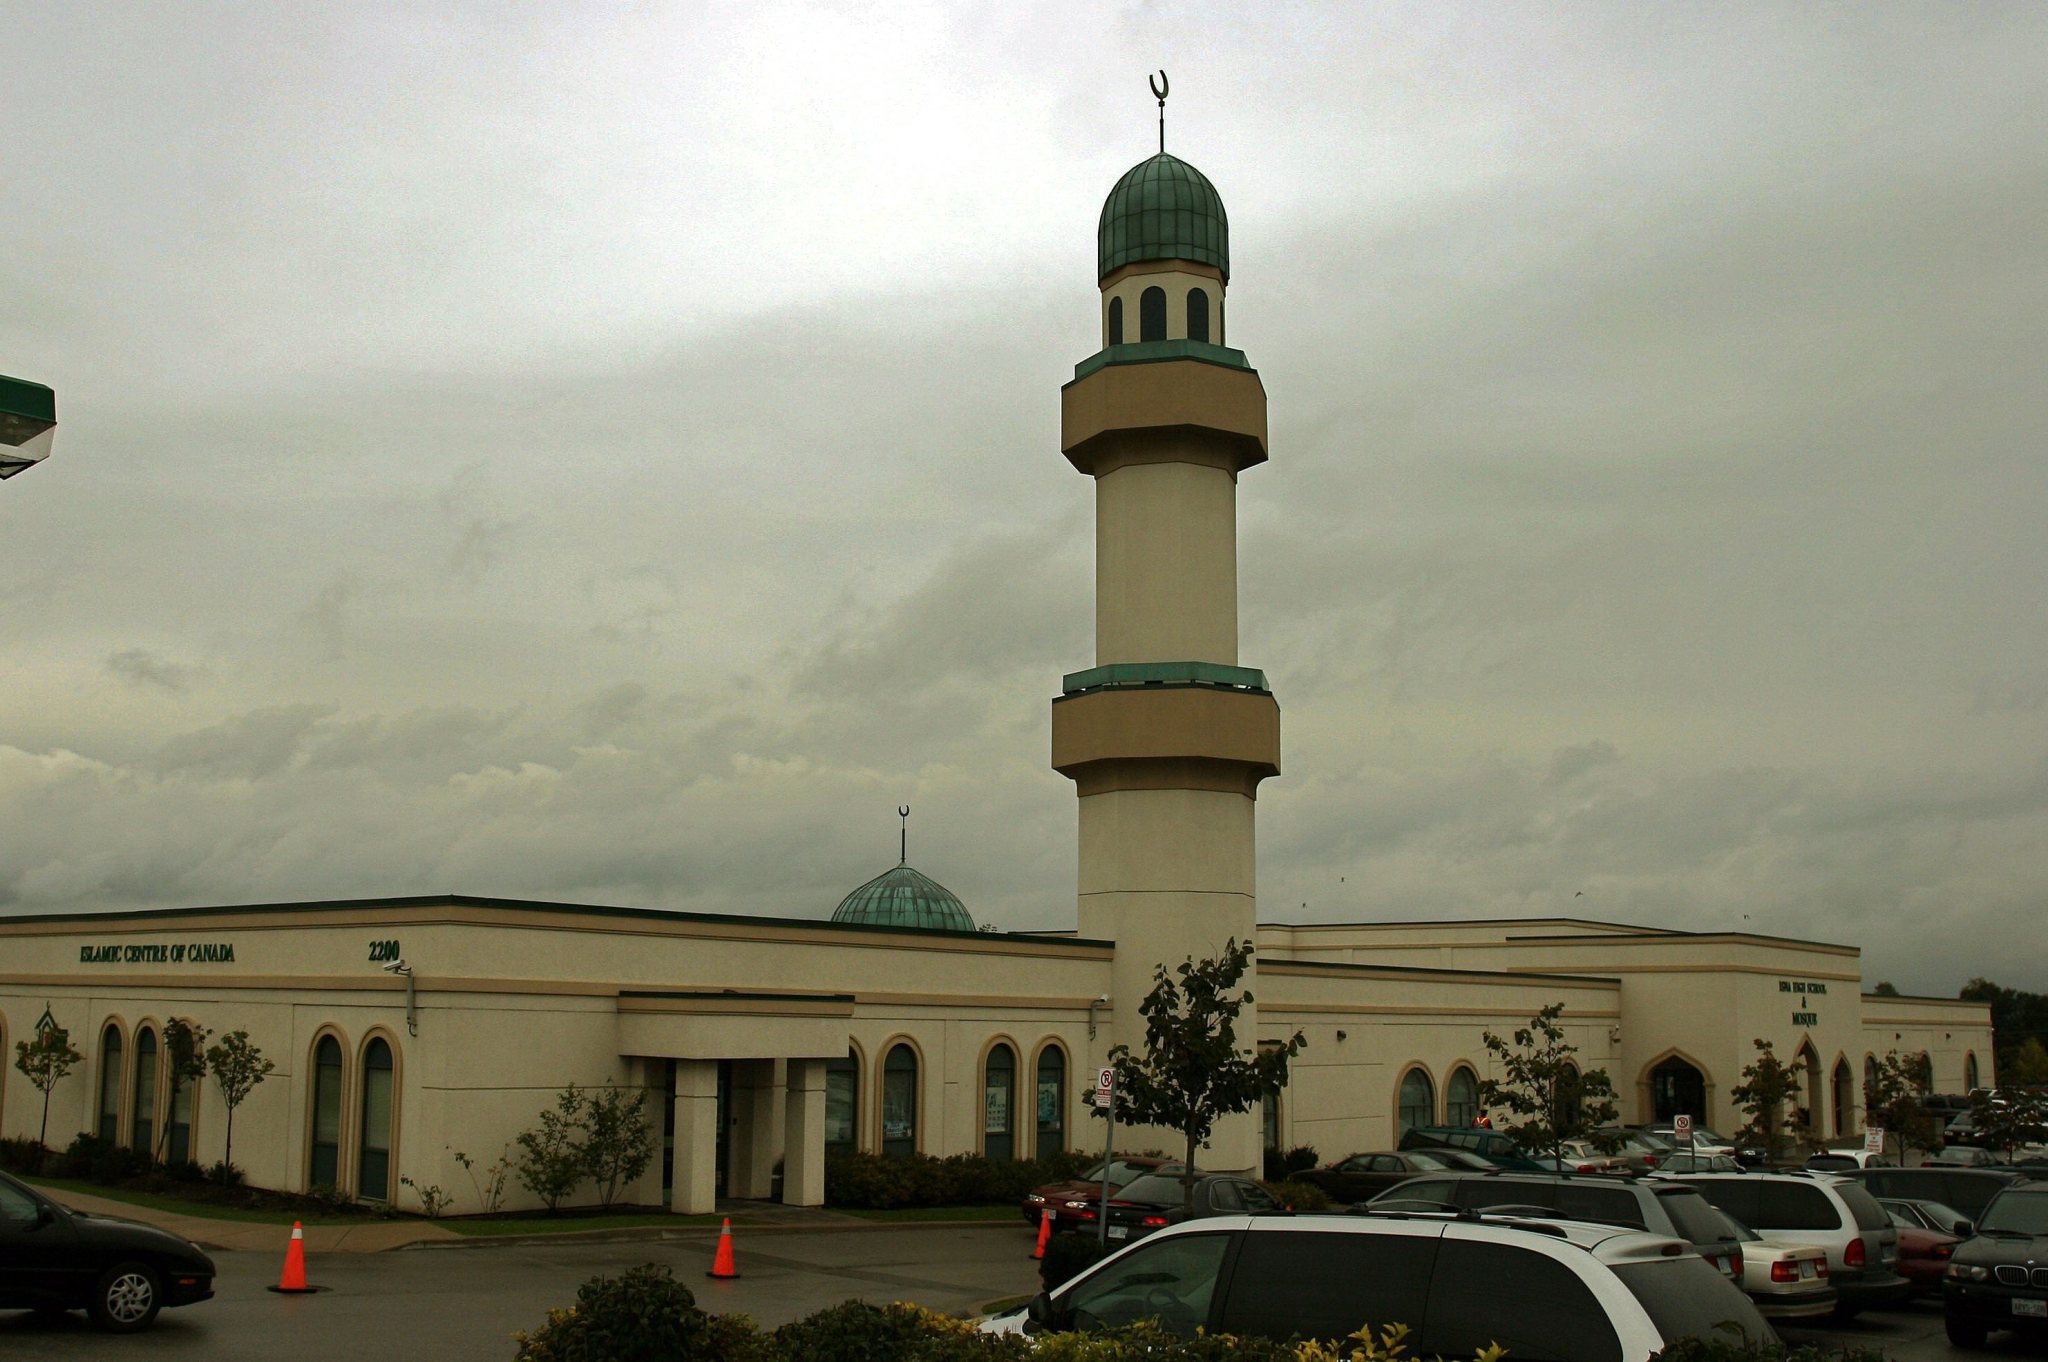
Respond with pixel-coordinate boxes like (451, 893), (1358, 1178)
(3, 2), (2045, 992)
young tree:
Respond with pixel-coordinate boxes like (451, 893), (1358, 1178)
(13, 1020), (83, 1147)
(154, 1017), (211, 1163)
(579, 1083), (656, 1209)
(1969, 1086), (2048, 1163)
(517, 1085), (587, 1213)
(1729, 1039), (1803, 1164)
(203, 1030), (274, 1176)
(1102, 939), (1306, 1212)
(1475, 1003), (1620, 1166)
(2006, 1037), (2048, 1087)
(1863, 1049), (1938, 1160)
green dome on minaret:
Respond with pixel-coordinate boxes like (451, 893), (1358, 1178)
(1097, 153), (1230, 283)
(830, 863), (974, 932)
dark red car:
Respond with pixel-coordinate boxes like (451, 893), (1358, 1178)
(1890, 1222), (1960, 1296)
(1021, 1156), (1190, 1231)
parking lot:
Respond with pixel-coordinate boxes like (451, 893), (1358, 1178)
(7, 1218), (2048, 1362)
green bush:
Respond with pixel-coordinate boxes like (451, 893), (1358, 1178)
(823, 1148), (1094, 1210)
(511, 1263), (753, 1362)
(1040, 1233), (1112, 1292)
(1265, 1178), (1330, 1212)
(1263, 1144), (1319, 1181)
(0, 1136), (47, 1175)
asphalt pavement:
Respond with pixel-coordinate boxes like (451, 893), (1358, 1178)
(0, 1221), (1048, 1361)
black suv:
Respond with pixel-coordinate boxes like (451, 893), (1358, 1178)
(1849, 1166), (2029, 1220)
(1368, 1171), (1743, 1281)
(1944, 1182), (2048, 1348)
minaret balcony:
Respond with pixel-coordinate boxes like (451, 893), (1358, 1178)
(1052, 667), (1280, 797)
(1061, 351), (1268, 476)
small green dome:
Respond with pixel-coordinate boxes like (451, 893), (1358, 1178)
(831, 863), (975, 932)
(1098, 153), (1229, 283)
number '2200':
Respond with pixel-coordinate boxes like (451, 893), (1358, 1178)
(367, 939), (402, 962)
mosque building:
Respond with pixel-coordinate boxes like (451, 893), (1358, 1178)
(0, 119), (1993, 1213)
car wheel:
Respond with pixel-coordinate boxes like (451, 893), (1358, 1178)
(88, 1261), (162, 1333)
(1945, 1315), (1989, 1349)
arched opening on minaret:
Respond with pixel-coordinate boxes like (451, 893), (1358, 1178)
(1107, 296), (1124, 345)
(1139, 286), (1167, 342)
(1186, 287), (1210, 342)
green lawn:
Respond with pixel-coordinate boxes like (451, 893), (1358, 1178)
(28, 1177), (372, 1227)
(441, 1211), (721, 1237)
(839, 1204), (1018, 1222)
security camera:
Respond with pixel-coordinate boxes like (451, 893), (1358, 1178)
(382, 960), (412, 975)
(1094, 994), (1109, 1006)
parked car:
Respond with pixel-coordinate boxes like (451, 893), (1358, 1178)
(1397, 1125), (1549, 1169)
(1366, 1170), (1744, 1282)
(985, 1206), (1777, 1358)
(1849, 1166), (2029, 1220)
(1658, 1172), (1910, 1318)
(0, 1170), (215, 1332)
(1805, 1149), (1895, 1171)
(1635, 1122), (1763, 1164)
(1943, 1181), (2048, 1347)
(1659, 1152), (1744, 1174)
(1932, 1145), (2003, 1168)
(1880, 1197), (1972, 1236)
(1292, 1148), (1496, 1204)
(1022, 1156), (1189, 1230)
(1099, 1173), (1281, 1245)
(1603, 1130), (1679, 1173)
(1890, 1222), (1960, 1297)
(1712, 1210), (1835, 1321)
(1556, 1140), (1631, 1175)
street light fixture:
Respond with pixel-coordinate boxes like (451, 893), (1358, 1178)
(0, 373), (55, 478)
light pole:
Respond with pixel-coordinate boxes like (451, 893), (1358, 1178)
(0, 374), (55, 478)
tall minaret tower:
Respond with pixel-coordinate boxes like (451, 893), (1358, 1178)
(1051, 99), (1280, 1172)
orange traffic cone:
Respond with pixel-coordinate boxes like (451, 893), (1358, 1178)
(1032, 1208), (1053, 1260)
(266, 1221), (316, 1294)
(706, 1217), (739, 1279)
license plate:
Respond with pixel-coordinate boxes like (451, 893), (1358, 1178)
(2014, 1299), (2046, 1319)
(1799, 1262), (1816, 1280)
(1107, 1225), (1128, 1240)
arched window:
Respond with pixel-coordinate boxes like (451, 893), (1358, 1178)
(1832, 1059), (1854, 1137)
(1106, 296), (1124, 346)
(1217, 299), (1225, 344)
(1139, 286), (1167, 342)
(1186, 288), (1210, 343)
(1035, 1045), (1066, 1157)
(1397, 1067), (1435, 1136)
(1445, 1066), (1480, 1127)
(1795, 1045), (1821, 1131)
(166, 1035), (195, 1165)
(881, 1043), (918, 1158)
(97, 1024), (124, 1142)
(1649, 1055), (1707, 1123)
(983, 1043), (1017, 1161)
(1965, 1052), (1980, 1092)
(357, 1037), (395, 1202)
(130, 1026), (158, 1155)
(309, 1035), (344, 1188)
(825, 1048), (860, 1154)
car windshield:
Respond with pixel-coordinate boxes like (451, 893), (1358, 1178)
(1658, 1189), (1737, 1246)
(1629, 1132), (1677, 1152)
(1978, 1193), (2048, 1236)
(1715, 1211), (1760, 1244)
(1405, 1151), (1456, 1170)
(1086, 1160), (1171, 1185)
(1835, 1182), (1892, 1233)
(1614, 1258), (1773, 1348)
(1116, 1174), (1195, 1206)
(1916, 1201), (1967, 1229)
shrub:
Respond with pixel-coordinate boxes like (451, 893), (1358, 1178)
(208, 1160), (245, 1188)
(767, 1300), (1025, 1362)
(0, 1136), (47, 1175)
(1263, 1144), (1320, 1182)
(580, 1083), (656, 1209)
(164, 1158), (208, 1184)
(305, 1183), (355, 1215)
(517, 1087), (587, 1213)
(1040, 1233), (1111, 1292)
(512, 1264), (759, 1362)
(823, 1148), (1094, 1210)
(1265, 1178), (1330, 1212)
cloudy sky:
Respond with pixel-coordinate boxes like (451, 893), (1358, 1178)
(5, 3), (2045, 993)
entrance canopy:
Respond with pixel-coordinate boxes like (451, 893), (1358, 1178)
(616, 990), (853, 1060)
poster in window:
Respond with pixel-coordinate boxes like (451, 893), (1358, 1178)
(1037, 1079), (1060, 1126)
(984, 1082), (1011, 1135)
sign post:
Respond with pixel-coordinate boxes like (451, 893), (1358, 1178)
(1865, 1127), (1886, 1159)
(1094, 1067), (1117, 1250)
(1675, 1113), (1694, 1159)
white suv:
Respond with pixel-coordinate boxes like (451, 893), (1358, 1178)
(983, 1210), (1775, 1360)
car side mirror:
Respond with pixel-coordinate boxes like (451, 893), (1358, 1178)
(1956, 1220), (1973, 1237)
(33, 1203), (56, 1229)
(1025, 1291), (1061, 1333)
